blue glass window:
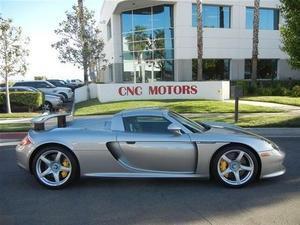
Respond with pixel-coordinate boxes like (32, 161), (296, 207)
(153, 5), (173, 29)
(246, 7), (279, 30)
(153, 38), (174, 50)
(153, 49), (174, 60)
(121, 5), (174, 82)
(153, 28), (174, 40)
(133, 7), (152, 31)
(121, 11), (132, 33)
(192, 4), (231, 28)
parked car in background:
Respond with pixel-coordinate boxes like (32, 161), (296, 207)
(10, 86), (64, 102)
(0, 86), (63, 111)
(47, 79), (76, 91)
(13, 81), (73, 102)
(68, 79), (84, 87)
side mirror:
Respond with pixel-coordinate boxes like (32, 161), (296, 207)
(168, 123), (182, 135)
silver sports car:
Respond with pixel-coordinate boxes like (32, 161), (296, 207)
(16, 108), (285, 189)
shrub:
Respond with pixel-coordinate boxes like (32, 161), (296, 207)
(232, 80), (300, 97)
(291, 86), (300, 97)
(0, 91), (44, 112)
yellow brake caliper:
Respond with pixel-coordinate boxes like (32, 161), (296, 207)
(61, 159), (70, 178)
(219, 159), (229, 178)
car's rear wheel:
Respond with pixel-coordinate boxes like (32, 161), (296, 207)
(211, 145), (259, 188)
(32, 146), (78, 189)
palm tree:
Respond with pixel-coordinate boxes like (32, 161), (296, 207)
(196, 0), (203, 81)
(251, 0), (260, 86)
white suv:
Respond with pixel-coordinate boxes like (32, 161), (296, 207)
(13, 81), (73, 102)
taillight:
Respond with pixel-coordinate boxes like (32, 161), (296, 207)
(20, 135), (31, 146)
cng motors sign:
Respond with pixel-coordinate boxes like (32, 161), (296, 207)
(118, 84), (198, 96)
(96, 81), (230, 102)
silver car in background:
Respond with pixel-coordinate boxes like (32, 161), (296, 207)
(16, 108), (285, 189)
(13, 81), (73, 102)
(1, 86), (63, 111)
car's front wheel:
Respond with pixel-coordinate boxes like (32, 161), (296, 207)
(32, 146), (79, 189)
(59, 92), (68, 102)
(211, 145), (259, 188)
(43, 101), (53, 112)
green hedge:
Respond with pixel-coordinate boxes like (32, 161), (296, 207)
(0, 92), (44, 112)
(232, 80), (300, 97)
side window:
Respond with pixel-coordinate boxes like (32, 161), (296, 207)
(27, 82), (37, 88)
(39, 82), (47, 88)
(21, 82), (30, 87)
(36, 82), (50, 88)
(123, 116), (171, 134)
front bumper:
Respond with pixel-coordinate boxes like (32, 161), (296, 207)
(260, 149), (286, 179)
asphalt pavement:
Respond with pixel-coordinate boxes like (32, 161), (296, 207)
(0, 137), (299, 225)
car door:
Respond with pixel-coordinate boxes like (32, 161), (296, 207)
(115, 116), (197, 173)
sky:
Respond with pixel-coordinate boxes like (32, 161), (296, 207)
(0, 0), (103, 82)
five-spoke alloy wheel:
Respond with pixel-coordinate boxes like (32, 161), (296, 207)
(212, 145), (259, 188)
(32, 146), (78, 189)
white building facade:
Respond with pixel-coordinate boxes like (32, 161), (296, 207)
(98, 0), (300, 83)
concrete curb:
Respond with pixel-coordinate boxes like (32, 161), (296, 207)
(0, 141), (20, 147)
(0, 132), (26, 146)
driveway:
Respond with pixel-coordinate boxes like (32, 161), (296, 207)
(0, 137), (299, 225)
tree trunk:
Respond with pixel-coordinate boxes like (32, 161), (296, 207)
(5, 74), (11, 114)
(78, 0), (89, 84)
(196, 0), (203, 81)
(3, 34), (11, 114)
(252, 0), (260, 86)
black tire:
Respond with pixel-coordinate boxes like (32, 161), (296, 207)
(43, 101), (53, 112)
(211, 145), (259, 188)
(32, 146), (79, 189)
(59, 92), (68, 102)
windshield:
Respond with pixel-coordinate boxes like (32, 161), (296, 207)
(169, 111), (210, 133)
(45, 81), (56, 88)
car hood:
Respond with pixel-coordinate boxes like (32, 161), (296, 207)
(45, 94), (60, 99)
(200, 121), (271, 143)
(54, 87), (71, 91)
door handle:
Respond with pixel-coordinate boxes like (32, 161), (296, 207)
(126, 141), (136, 144)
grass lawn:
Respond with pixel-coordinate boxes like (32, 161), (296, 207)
(0, 112), (39, 119)
(75, 99), (282, 116)
(243, 96), (300, 107)
(194, 115), (300, 128)
(0, 123), (32, 132)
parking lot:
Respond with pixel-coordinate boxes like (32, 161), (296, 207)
(0, 137), (299, 225)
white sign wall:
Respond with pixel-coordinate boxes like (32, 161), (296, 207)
(92, 81), (230, 103)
